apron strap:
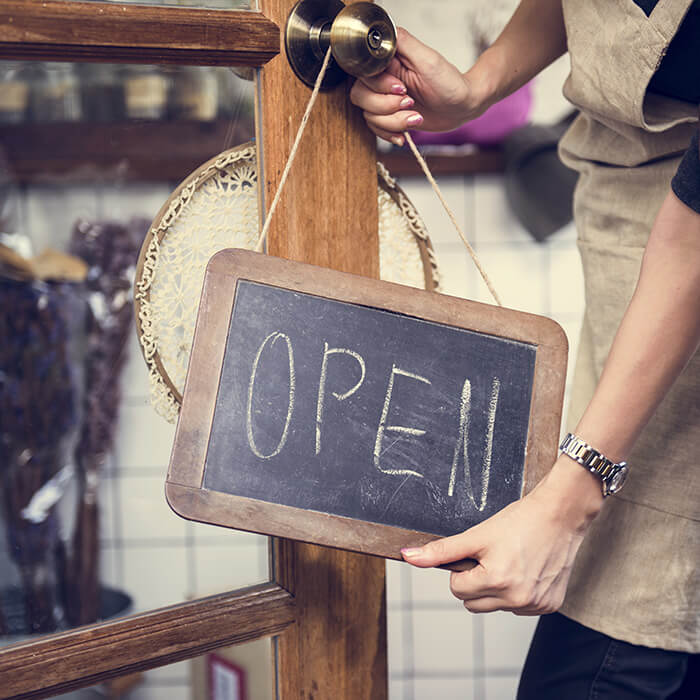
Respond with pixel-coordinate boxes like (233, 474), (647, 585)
(649, 0), (694, 43)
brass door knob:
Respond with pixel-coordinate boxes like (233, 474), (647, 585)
(285, 0), (397, 89)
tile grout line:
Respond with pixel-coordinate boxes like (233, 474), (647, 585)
(543, 240), (553, 318)
(109, 451), (126, 595)
(473, 614), (486, 700)
(403, 563), (415, 700)
(185, 521), (197, 599)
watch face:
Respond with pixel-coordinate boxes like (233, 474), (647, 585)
(608, 465), (628, 494)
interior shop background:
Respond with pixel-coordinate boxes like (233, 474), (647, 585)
(0, 3), (581, 700)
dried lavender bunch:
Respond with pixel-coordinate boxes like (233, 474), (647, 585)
(65, 218), (147, 626)
(0, 277), (83, 634)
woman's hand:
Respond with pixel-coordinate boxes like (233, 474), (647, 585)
(349, 28), (489, 146)
(401, 457), (604, 615)
(351, 1), (569, 146)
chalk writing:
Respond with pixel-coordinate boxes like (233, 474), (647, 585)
(202, 280), (536, 537)
(447, 376), (500, 510)
(448, 378), (472, 498)
(246, 332), (295, 459)
(373, 365), (430, 478)
(316, 342), (366, 454)
(478, 377), (501, 510)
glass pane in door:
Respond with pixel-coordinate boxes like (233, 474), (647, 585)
(48, 639), (273, 700)
(0, 59), (269, 647)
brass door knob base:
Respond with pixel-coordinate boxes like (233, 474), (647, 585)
(285, 0), (397, 89)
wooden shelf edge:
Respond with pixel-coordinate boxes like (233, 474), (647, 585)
(0, 582), (296, 700)
(0, 120), (255, 184)
(0, 123), (504, 185)
(380, 147), (505, 177)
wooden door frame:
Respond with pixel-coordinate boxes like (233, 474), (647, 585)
(0, 2), (386, 699)
(259, 1), (386, 696)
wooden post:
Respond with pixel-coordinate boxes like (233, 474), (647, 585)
(258, 1), (387, 698)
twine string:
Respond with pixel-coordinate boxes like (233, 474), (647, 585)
(404, 132), (503, 307)
(256, 48), (334, 252)
(254, 48), (503, 307)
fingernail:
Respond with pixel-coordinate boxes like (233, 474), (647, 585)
(392, 84), (407, 95)
(400, 97), (414, 108)
(392, 135), (405, 147)
(401, 548), (423, 558)
(407, 114), (423, 126)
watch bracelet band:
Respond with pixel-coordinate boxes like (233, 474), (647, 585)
(559, 433), (627, 496)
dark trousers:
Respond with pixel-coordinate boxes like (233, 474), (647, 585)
(517, 613), (699, 699)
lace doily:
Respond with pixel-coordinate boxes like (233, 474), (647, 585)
(134, 143), (440, 423)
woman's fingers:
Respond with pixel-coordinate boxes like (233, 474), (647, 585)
(354, 70), (406, 98)
(372, 128), (405, 147)
(364, 110), (423, 137)
(350, 78), (422, 141)
(350, 80), (415, 115)
(401, 529), (483, 568)
(449, 560), (566, 616)
(461, 597), (508, 614)
(462, 598), (546, 615)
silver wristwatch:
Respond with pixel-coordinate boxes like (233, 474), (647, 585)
(559, 433), (628, 497)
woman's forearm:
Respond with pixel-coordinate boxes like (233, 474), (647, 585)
(522, 189), (700, 536)
(466, 0), (568, 108)
(572, 191), (700, 464)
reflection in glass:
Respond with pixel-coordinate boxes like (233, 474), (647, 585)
(0, 61), (266, 648)
(48, 638), (274, 699)
(0, 62), (256, 127)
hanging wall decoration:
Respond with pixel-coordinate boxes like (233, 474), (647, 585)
(134, 142), (440, 423)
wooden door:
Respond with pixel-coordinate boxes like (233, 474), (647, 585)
(0, 1), (386, 698)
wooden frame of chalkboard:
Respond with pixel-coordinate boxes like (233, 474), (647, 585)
(166, 248), (568, 562)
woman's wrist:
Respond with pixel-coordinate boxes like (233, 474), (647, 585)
(462, 42), (525, 118)
(461, 55), (500, 119)
(537, 454), (605, 534)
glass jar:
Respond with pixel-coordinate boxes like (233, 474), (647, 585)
(30, 63), (82, 123)
(0, 62), (29, 125)
(123, 65), (169, 120)
(78, 64), (125, 123)
(170, 66), (219, 121)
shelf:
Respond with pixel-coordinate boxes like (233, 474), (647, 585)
(379, 146), (505, 177)
(0, 119), (255, 184)
(0, 121), (504, 185)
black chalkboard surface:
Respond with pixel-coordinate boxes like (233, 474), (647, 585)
(166, 249), (567, 561)
(204, 280), (534, 537)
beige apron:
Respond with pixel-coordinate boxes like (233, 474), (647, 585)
(557, 0), (699, 652)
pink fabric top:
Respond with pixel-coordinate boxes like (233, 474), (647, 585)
(409, 82), (533, 147)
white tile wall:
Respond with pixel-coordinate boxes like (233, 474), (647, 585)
(118, 474), (186, 541)
(484, 675), (522, 700)
(413, 677), (475, 700)
(7, 70), (584, 699)
(191, 542), (268, 597)
(483, 612), (538, 671)
(120, 545), (191, 612)
(387, 596), (408, 675)
(7, 163), (585, 697)
(113, 402), (177, 470)
(408, 565), (454, 606)
(412, 608), (475, 674)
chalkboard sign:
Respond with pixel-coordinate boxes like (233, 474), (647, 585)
(166, 249), (567, 562)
